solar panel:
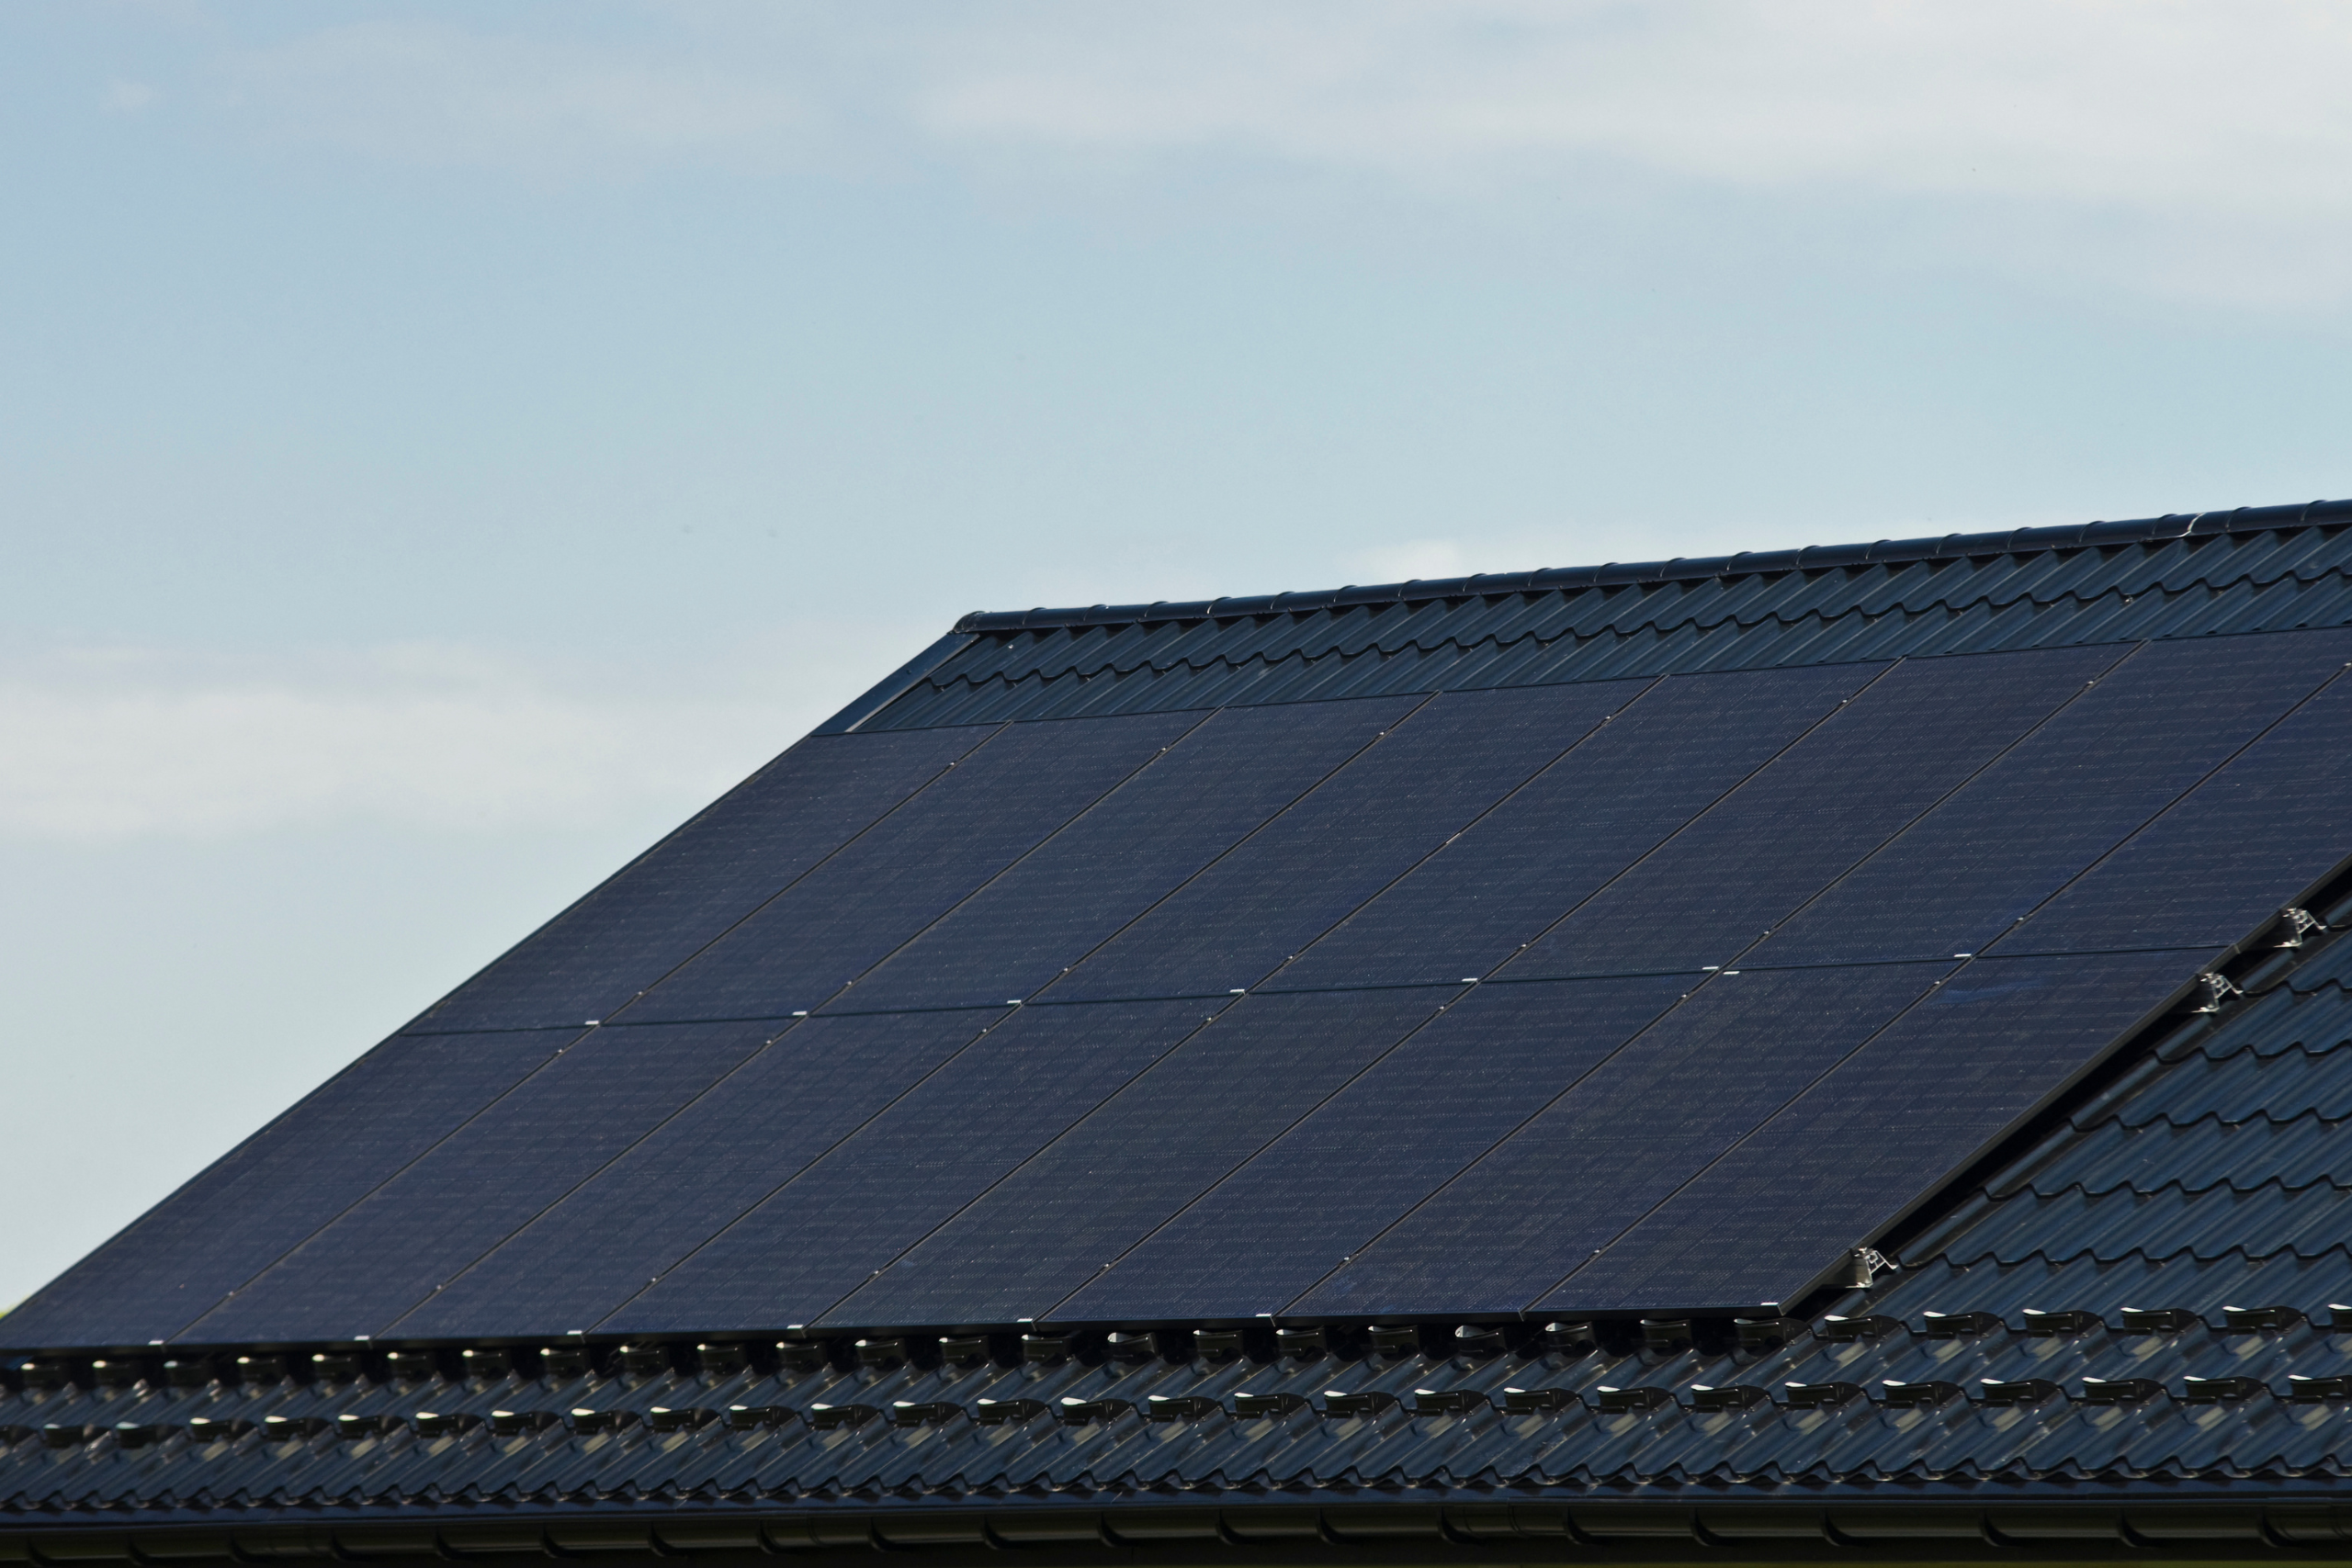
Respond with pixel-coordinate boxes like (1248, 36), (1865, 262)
(1506, 645), (2124, 981)
(383, 1008), (1010, 1341)
(183, 1019), (791, 1343)
(829, 696), (1419, 1013)
(1053, 975), (1689, 1322)
(1996, 667), (2352, 955)
(1049, 682), (1643, 1003)
(623, 711), (1202, 1024)
(413, 726), (994, 1032)
(1752, 629), (2352, 966)
(0, 1028), (581, 1348)
(818, 987), (1456, 1327)
(604, 999), (1211, 1335)
(1263, 662), (1879, 992)
(1544, 949), (2209, 1313)
(1286, 964), (1949, 1318)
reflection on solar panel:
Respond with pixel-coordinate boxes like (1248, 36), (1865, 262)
(15, 507), (2352, 1356)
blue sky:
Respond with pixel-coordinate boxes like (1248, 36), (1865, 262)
(5, 0), (2351, 1311)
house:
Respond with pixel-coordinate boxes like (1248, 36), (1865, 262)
(7, 500), (2352, 1560)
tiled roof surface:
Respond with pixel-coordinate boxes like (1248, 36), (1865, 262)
(862, 505), (2352, 730)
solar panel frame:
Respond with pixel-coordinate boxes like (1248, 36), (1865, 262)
(1502, 644), (2127, 981)
(0, 1028), (582, 1348)
(1993, 665), (2352, 955)
(1283, 963), (1951, 1319)
(1046, 682), (1646, 1004)
(1261, 662), (1883, 993)
(1052, 975), (1690, 1322)
(604, 999), (1213, 1334)
(1542, 949), (2215, 1313)
(1750, 628), (2352, 967)
(181, 1018), (794, 1343)
(621, 710), (1205, 1024)
(387, 1007), (1013, 1340)
(828, 696), (1424, 1014)
(411, 725), (997, 1033)
(818, 987), (1459, 1328)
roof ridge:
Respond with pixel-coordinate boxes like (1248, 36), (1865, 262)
(956, 499), (2352, 635)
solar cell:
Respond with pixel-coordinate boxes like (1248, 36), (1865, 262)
(604, 999), (1210, 1334)
(1995, 666), (2352, 955)
(385, 1008), (1009, 1340)
(182, 1019), (793, 1343)
(829, 697), (1420, 1013)
(1752, 629), (2352, 966)
(1262, 662), (1880, 993)
(1053, 976), (1688, 1322)
(0, 1029), (580, 1348)
(413, 726), (994, 1032)
(1545, 949), (2210, 1313)
(818, 987), (1456, 1327)
(1286, 964), (1949, 1318)
(1506, 645), (2124, 980)
(623, 712), (1202, 1023)
(1048, 683), (1643, 1003)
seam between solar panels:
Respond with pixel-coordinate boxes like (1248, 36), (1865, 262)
(1038, 676), (1663, 1007)
(1974, 657), (2352, 962)
(1566, 951), (2231, 1313)
(1265, 665), (1923, 1315)
(1274, 642), (2168, 1314)
(152, 726), (1021, 1342)
(1684, 638), (2145, 974)
(1013, 686), (1703, 1316)
(571, 698), (1410, 1331)
(773, 695), (1460, 1327)
(379, 713), (1231, 1340)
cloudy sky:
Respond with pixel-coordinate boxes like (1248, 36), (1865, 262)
(6, 0), (2351, 1311)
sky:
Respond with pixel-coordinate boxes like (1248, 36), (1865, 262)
(4, 0), (2351, 1314)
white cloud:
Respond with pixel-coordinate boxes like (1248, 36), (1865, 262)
(0, 639), (882, 841)
(189, 2), (2352, 300)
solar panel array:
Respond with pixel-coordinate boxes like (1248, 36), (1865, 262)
(13, 610), (2352, 1348)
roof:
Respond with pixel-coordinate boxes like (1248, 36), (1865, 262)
(9, 498), (2352, 1559)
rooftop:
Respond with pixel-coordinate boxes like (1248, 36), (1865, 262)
(9, 499), (2352, 1561)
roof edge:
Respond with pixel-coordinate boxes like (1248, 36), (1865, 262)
(954, 498), (2352, 636)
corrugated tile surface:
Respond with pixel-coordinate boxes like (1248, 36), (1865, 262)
(870, 512), (2352, 729)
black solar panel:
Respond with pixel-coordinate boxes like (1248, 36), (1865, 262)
(185, 1019), (789, 1343)
(413, 726), (993, 1032)
(622, 712), (1202, 1024)
(818, 987), (1456, 1327)
(1546, 950), (2209, 1312)
(605, 999), (1211, 1335)
(1285, 964), (1950, 1318)
(830, 697), (1418, 1013)
(382, 1007), (1010, 1340)
(1996, 667), (2352, 954)
(1052, 976), (1688, 1322)
(1049, 682), (1642, 1003)
(0, 1028), (581, 1348)
(1752, 628), (2352, 966)
(1505, 645), (2124, 980)
(1263, 662), (1879, 992)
